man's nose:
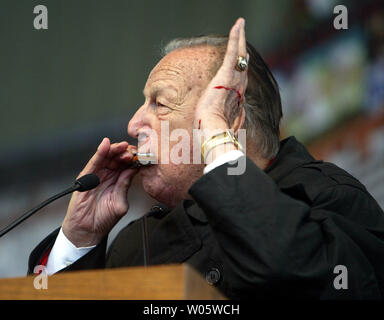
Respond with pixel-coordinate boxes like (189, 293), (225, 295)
(127, 105), (146, 138)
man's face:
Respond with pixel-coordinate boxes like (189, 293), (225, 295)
(128, 46), (218, 207)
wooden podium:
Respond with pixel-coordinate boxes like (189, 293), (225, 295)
(0, 264), (226, 300)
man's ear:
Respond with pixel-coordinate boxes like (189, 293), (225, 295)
(231, 105), (246, 135)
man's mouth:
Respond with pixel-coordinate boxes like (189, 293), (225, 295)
(124, 152), (157, 169)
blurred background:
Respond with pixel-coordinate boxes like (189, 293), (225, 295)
(0, 0), (383, 278)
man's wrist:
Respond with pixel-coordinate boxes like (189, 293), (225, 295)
(204, 142), (237, 165)
(62, 224), (103, 248)
(195, 116), (245, 165)
(46, 227), (96, 275)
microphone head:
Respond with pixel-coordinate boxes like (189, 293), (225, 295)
(75, 174), (100, 192)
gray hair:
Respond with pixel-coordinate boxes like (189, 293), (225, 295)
(162, 35), (283, 159)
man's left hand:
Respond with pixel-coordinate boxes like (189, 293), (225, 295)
(194, 17), (249, 137)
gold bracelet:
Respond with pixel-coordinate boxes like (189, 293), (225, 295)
(201, 130), (243, 163)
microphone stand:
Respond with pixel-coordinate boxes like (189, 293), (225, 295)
(0, 174), (99, 238)
(0, 185), (78, 238)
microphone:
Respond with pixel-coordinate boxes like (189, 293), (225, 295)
(0, 174), (100, 238)
(75, 174), (100, 191)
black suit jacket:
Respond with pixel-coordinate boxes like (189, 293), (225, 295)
(28, 136), (384, 299)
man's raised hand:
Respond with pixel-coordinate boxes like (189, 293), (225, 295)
(195, 17), (249, 134)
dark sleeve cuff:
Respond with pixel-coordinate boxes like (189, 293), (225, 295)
(28, 227), (60, 275)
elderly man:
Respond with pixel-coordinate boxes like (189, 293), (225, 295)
(29, 18), (384, 299)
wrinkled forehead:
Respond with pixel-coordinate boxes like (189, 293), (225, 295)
(145, 46), (219, 92)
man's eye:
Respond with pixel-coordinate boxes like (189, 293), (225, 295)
(156, 101), (171, 110)
(154, 101), (172, 115)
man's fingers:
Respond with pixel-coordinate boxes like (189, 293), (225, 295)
(119, 144), (138, 159)
(108, 141), (129, 158)
(127, 144), (138, 153)
(113, 168), (137, 213)
(222, 18), (243, 70)
(78, 137), (110, 177)
(238, 21), (248, 96)
(239, 53), (250, 95)
(106, 156), (134, 170)
(108, 144), (140, 169)
(78, 140), (131, 179)
(238, 18), (247, 58)
(111, 143), (138, 164)
(117, 151), (135, 162)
